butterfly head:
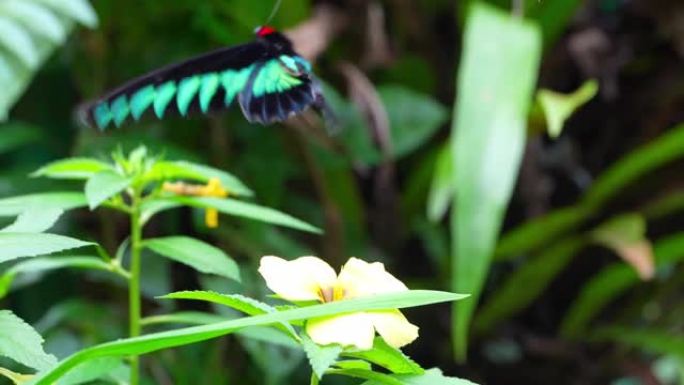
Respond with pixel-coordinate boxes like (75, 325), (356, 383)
(255, 25), (278, 37)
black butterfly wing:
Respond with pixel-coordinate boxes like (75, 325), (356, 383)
(237, 56), (329, 125)
(79, 42), (268, 130)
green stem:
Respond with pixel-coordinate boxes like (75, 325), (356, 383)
(129, 189), (143, 385)
(310, 373), (320, 385)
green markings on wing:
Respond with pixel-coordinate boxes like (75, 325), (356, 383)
(251, 58), (304, 98)
(91, 65), (255, 130)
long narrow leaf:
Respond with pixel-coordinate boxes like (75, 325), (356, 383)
(30, 290), (466, 384)
(450, 3), (541, 360)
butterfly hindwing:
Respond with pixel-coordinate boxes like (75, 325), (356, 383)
(80, 43), (266, 130)
(238, 55), (324, 124)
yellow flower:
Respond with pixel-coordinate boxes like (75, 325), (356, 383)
(258, 256), (419, 350)
(162, 177), (228, 228)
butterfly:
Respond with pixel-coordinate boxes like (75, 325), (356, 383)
(78, 26), (334, 130)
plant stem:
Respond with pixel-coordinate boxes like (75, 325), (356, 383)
(310, 373), (319, 385)
(128, 189), (143, 385)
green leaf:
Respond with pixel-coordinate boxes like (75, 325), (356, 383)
(327, 369), (404, 385)
(301, 334), (343, 379)
(0, 1), (66, 44)
(450, 2), (542, 361)
(591, 213), (654, 280)
(141, 311), (228, 327)
(142, 312), (300, 349)
(0, 310), (57, 371)
(32, 158), (114, 180)
(494, 205), (590, 261)
(31, 0), (98, 28)
(0, 367), (33, 384)
(0, 233), (92, 264)
(360, 368), (479, 385)
(31, 290), (466, 385)
(0, 193), (87, 217)
(0, 122), (41, 154)
(593, 327), (684, 358)
(582, 124), (684, 210)
(334, 360), (372, 371)
(144, 237), (240, 282)
(343, 337), (424, 375)
(84, 171), (131, 210)
(0, 16), (38, 67)
(379, 85), (448, 158)
(159, 291), (274, 316)
(148, 161), (252, 197)
(158, 290), (296, 338)
(561, 232), (684, 337)
(0, 256), (113, 298)
(427, 143), (455, 222)
(168, 196), (321, 234)
(474, 238), (585, 334)
(1, 208), (63, 233)
(537, 80), (598, 138)
(56, 357), (127, 385)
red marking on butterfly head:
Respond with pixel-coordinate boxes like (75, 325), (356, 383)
(255, 26), (277, 37)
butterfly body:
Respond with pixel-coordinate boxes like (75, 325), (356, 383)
(80, 26), (331, 129)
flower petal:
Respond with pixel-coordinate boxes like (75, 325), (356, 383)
(258, 256), (337, 302)
(369, 310), (419, 348)
(337, 257), (408, 299)
(306, 313), (375, 350)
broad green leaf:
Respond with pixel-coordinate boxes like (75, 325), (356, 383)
(84, 171), (131, 210)
(0, 233), (92, 264)
(537, 80), (598, 138)
(1, 208), (63, 233)
(379, 85), (448, 159)
(343, 337), (423, 375)
(360, 368), (478, 385)
(450, 2), (542, 360)
(31, 0), (98, 28)
(0, 310), (57, 371)
(0, 256), (113, 298)
(427, 143), (455, 222)
(0, 193), (87, 217)
(593, 327), (684, 358)
(144, 237), (240, 282)
(56, 357), (126, 385)
(494, 204), (590, 261)
(31, 290), (466, 384)
(169, 196), (321, 234)
(148, 161), (252, 197)
(582, 124), (684, 210)
(139, 199), (181, 224)
(32, 158), (113, 180)
(591, 213), (654, 280)
(0, 1), (66, 43)
(561, 232), (684, 337)
(0, 16), (38, 67)
(0, 122), (41, 154)
(474, 238), (585, 334)
(301, 334), (343, 379)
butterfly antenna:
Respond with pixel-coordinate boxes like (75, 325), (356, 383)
(265, 0), (282, 26)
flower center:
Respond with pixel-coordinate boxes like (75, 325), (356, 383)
(318, 285), (345, 303)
